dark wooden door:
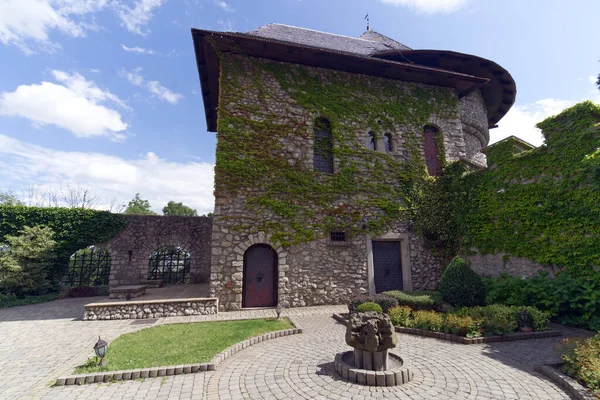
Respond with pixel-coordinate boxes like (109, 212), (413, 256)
(423, 126), (442, 176)
(372, 241), (402, 293)
(243, 245), (278, 308)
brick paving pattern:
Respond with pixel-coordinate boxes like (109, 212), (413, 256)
(0, 297), (586, 399)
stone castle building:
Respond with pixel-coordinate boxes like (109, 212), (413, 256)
(191, 24), (515, 310)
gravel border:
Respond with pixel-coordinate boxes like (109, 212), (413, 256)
(54, 327), (302, 386)
(534, 363), (597, 400)
(332, 313), (561, 344)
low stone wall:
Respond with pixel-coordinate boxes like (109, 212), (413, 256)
(464, 250), (557, 278)
(83, 298), (218, 320)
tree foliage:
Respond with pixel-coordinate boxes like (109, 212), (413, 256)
(0, 192), (24, 206)
(162, 201), (198, 216)
(0, 225), (56, 296)
(124, 193), (157, 215)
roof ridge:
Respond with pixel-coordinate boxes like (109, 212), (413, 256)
(250, 23), (399, 45)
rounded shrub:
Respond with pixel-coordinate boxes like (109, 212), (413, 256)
(356, 302), (383, 313)
(348, 294), (398, 313)
(438, 256), (486, 307)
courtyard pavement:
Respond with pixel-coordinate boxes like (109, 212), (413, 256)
(0, 297), (587, 399)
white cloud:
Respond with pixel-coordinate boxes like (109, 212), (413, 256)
(119, 67), (183, 104)
(380, 0), (470, 14)
(214, 0), (234, 12)
(217, 18), (235, 32)
(0, 0), (108, 53)
(588, 75), (598, 85)
(117, 0), (166, 35)
(0, 134), (215, 214)
(0, 70), (128, 140)
(122, 44), (156, 54)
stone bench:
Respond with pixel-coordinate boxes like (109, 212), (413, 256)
(108, 285), (147, 300)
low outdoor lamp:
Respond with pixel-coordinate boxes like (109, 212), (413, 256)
(276, 304), (282, 320)
(519, 309), (532, 332)
(94, 336), (109, 366)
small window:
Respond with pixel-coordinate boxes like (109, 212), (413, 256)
(384, 133), (392, 153)
(329, 232), (346, 242)
(313, 118), (333, 173)
(423, 125), (442, 176)
(368, 132), (377, 151)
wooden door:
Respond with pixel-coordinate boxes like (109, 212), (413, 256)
(243, 245), (278, 307)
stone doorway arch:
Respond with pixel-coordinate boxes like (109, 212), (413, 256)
(243, 244), (278, 308)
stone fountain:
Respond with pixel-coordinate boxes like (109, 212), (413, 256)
(334, 311), (413, 386)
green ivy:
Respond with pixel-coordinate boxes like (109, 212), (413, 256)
(215, 53), (458, 246)
(0, 205), (127, 283)
(462, 101), (600, 274)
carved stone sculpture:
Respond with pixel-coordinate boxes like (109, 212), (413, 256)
(345, 311), (397, 371)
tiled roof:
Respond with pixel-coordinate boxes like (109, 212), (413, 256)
(248, 23), (411, 57)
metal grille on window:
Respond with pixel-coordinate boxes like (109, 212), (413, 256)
(368, 132), (377, 151)
(384, 133), (392, 153)
(66, 246), (111, 286)
(330, 232), (346, 242)
(313, 118), (333, 173)
(148, 246), (191, 284)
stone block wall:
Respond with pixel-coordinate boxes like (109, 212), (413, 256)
(465, 251), (557, 278)
(101, 215), (213, 287)
(210, 55), (474, 310)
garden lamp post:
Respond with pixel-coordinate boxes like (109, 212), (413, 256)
(276, 304), (282, 320)
(94, 336), (108, 366)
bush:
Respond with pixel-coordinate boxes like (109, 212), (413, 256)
(438, 256), (485, 307)
(0, 293), (59, 309)
(388, 306), (412, 327)
(442, 314), (482, 337)
(383, 290), (442, 310)
(484, 271), (600, 331)
(562, 333), (600, 397)
(348, 294), (398, 313)
(356, 302), (382, 313)
(65, 286), (108, 298)
(0, 225), (56, 296)
(411, 310), (443, 332)
(462, 304), (518, 335)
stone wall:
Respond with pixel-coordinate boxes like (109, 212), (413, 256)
(101, 215), (213, 287)
(83, 298), (218, 320)
(459, 90), (489, 168)
(210, 55), (473, 310)
(464, 250), (557, 278)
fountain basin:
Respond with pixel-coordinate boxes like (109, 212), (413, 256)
(333, 351), (413, 387)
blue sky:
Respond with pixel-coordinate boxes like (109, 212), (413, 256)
(0, 0), (599, 214)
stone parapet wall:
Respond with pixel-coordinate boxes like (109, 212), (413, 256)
(83, 298), (218, 320)
(459, 90), (489, 167)
(102, 215), (212, 287)
(465, 250), (557, 278)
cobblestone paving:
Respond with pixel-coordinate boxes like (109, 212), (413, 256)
(0, 297), (586, 399)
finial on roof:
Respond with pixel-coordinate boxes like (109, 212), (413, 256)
(364, 13), (370, 31)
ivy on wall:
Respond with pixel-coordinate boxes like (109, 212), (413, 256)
(462, 101), (600, 274)
(0, 206), (127, 282)
(215, 53), (458, 246)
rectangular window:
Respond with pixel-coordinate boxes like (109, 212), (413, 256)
(329, 231), (346, 242)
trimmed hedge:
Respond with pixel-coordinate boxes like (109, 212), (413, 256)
(356, 302), (383, 313)
(348, 294), (398, 313)
(0, 293), (59, 309)
(438, 256), (485, 307)
(383, 290), (442, 310)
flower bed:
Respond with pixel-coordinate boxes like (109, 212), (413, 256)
(557, 335), (600, 399)
(388, 304), (552, 337)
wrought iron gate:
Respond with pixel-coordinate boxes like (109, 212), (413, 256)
(372, 241), (403, 293)
(243, 245), (278, 308)
(148, 246), (191, 284)
(66, 246), (111, 286)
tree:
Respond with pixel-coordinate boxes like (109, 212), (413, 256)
(0, 192), (24, 206)
(124, 193), (157, 215)
(162, 201), (198, 216)
(0, 225), (56, 296)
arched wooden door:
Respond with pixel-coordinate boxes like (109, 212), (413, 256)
(243, 244), (278, 308)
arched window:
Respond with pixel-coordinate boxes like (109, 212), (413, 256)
(368, 132), (377, 151)
(148, 246), (191, 284)
(313, 118), (333, 173)
(66, 246), (111, 286)
(423, 125), (442, 176)
(384, 133), (393, 153)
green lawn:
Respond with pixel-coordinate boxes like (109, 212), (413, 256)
(76, 318), (294, 373)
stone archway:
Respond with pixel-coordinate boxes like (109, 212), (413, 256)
(242, 244), (278, 308)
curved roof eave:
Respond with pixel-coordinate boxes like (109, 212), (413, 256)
(372, 49), (516, 128)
